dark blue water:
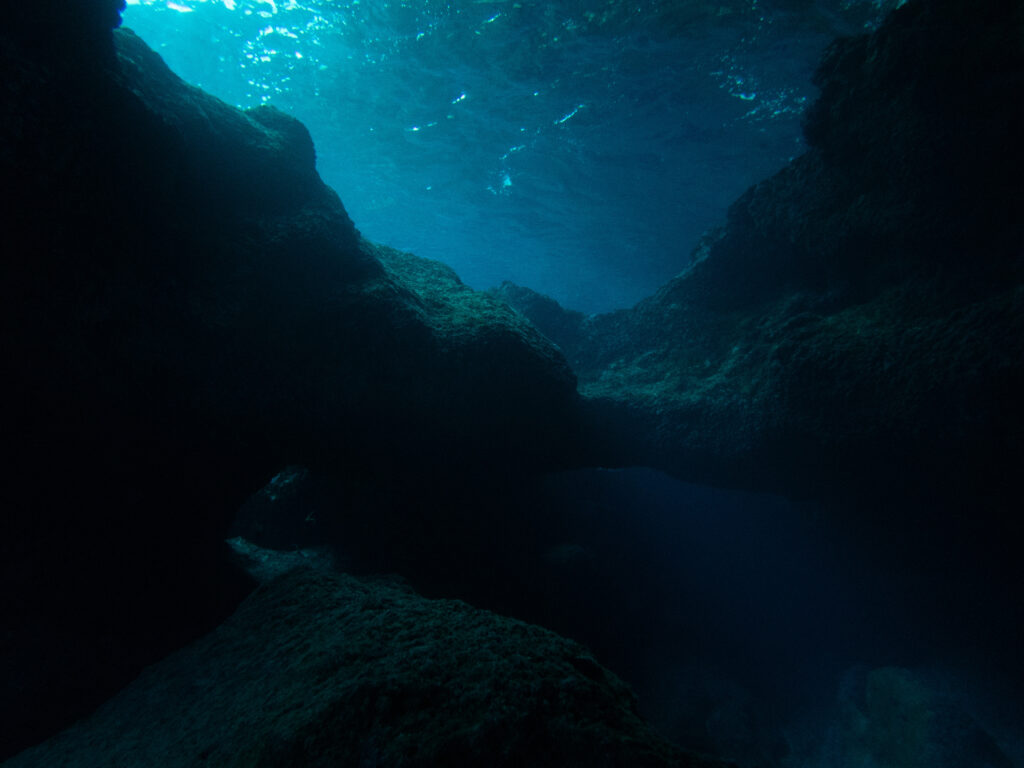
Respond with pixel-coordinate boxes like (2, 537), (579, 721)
(123, 0), (899, 312)
(454, 463), (1021, 767)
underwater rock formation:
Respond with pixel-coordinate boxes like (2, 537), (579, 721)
(784, 666), (1016, 768)
(500, 0), (1024, 508)
(3, 563), (731, 768)
(4, 0), (1022, 761)
(1, 9), (580, 757)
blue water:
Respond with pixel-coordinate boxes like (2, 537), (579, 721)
(122, 0), (899, 313)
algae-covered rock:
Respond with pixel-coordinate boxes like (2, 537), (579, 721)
(505, 0), (1024, 508)
(489, 281), (589, 359)
(4, 565), (730, 768)
(1, 15), (580, 757)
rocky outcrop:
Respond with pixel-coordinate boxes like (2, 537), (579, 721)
(502, 0), (1024, 507)
(1, 13), (581, 758)
(3, 562), (731, 768)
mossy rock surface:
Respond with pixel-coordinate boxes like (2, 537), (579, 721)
(4, 566), (730, 768)
(501, 0), (1024, 506)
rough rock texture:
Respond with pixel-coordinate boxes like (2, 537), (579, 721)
(1, 13), (580, 758)
(498, 0), (1024, 507)
(3, 564), (730, 768)
(785, 666), (1018, 768)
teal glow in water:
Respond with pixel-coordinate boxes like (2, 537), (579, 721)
(122, 0), (898, 312)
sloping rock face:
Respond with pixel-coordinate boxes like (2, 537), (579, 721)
(499, 0), (1024, 507)
(1, 10), (579, 758)
(3, 564), (730, 768)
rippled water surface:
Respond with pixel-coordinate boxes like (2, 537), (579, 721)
(124, 0), (899, 312)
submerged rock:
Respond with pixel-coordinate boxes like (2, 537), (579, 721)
(3, 564), (729, 768)
(1, 13), (580, 757)
(503, 0), (1024, 508)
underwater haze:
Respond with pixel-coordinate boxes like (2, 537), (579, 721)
(123, 0), (900, 313)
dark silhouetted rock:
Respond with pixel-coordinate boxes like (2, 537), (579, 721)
(1, 14), (580, 758)
(3, 563), (731, 768)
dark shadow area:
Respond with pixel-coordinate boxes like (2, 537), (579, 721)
(232, 464), (1024, 765)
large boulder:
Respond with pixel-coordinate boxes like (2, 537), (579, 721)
(2, 561), (731, 768)
(1, 14), (580, 758)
